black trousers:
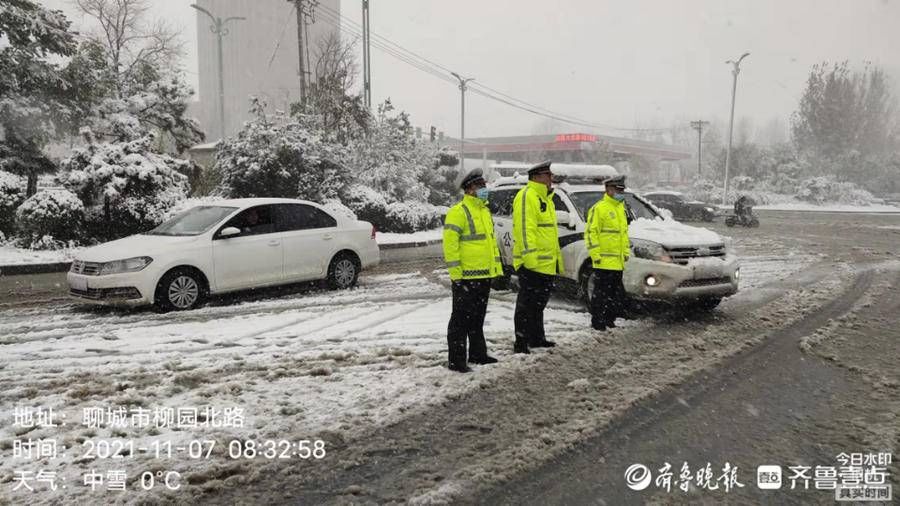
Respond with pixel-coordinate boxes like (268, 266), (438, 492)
(514, 267), (555, 349)
(448, 279), (492, 367)
(591, 268), (625, 328)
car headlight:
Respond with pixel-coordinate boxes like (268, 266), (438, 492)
(99, 256), (153, 275)
(630, 239), (672, 263)
(705, 207), (715, 213)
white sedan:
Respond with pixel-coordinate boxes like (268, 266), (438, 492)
(67, 198), (380, 311)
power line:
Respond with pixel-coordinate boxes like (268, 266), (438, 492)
(315, 4), (672, 134)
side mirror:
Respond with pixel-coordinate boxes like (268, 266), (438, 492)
(220, 226), (241, 238)
(555, 210), (576, 230)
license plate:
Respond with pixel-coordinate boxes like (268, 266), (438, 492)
(692, 262), (723, 280)
(70, 276), (88, 291)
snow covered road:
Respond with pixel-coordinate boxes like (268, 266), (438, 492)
(0, 231), (819, 504)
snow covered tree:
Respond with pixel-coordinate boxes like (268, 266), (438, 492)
(345, 100), (432, 202)
(293, 33), (370, 145)
(0, 0), (77, 195)
(791, 61), (899, 185)
(15, 188), (85, 248)
(59, 130), (189, 241)
(0, 171), (27, 235)
(338, 101), (449, 232)
(216, 99), (348, 202)
(73, 0), (202, 152)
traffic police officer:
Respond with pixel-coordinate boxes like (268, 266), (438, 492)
(584, 174), (630, 330)
(442, 168), (503, 373)
(512, 160), (564, 353)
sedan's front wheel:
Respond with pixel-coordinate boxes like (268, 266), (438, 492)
(327, 253), (360, 289)
(155, 268), (207, 312)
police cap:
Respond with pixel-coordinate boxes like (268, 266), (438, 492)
(603, 175), (627, 189)
(527, 160), (553, 176)
(459, 168), (486, 189)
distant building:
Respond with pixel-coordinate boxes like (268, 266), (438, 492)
(194, 0), (341, 139)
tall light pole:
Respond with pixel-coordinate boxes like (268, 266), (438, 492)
(723, 52), (749, 205)
(361, 0), (371, 108)
(451, 72), (474, 169)
(191, 4), (245, 141)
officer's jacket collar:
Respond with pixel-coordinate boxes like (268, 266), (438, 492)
(603, 193), (624, 206)
(526, 179), (550, 198)
(462, 194), (486, 208)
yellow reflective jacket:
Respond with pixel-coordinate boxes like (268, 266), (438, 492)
(442, 195), (503, 281)
(512, 180), (564, 275)
(585, 193), (630, 271)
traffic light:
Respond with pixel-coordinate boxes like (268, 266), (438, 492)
(430, 126), (436, 142)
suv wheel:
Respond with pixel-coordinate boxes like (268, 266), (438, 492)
(327, 252), (359, 289)
(155, 268), (206, 312)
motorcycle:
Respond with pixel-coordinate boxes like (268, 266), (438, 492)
(724, 209), (760, 227)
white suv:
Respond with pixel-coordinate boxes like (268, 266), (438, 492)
(487, 165), (740, 309)
(67, 198), (380, 311)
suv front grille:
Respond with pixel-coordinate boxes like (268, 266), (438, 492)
(70, 260), (102, 275)
(679, 277), (731, 288)
(667, 245), (726, 265)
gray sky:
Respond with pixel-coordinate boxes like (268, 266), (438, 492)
(42, 0), (900, 139)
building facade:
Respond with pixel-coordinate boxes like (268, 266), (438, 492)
(194, 0), (341, 140)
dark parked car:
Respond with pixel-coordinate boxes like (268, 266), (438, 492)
(644, 191), (717, 222)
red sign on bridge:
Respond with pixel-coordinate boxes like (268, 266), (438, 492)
(554, 133), (598, 143)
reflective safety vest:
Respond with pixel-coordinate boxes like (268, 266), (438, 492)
(512, 180), (564, 275)
(585, 193), (630, 271)
(442, 195), (503, 281)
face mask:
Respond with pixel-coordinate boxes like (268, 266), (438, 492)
(475, 187), (490, 201)
(612, 193), (626, 202)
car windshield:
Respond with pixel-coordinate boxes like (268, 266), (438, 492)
(146, 206), (238, 236)
(568, 191), (660, 222)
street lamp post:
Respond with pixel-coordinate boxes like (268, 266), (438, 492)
(190, 4), (245, 141)
(451, 72), (474, 169)
(722, 52), (749, 206)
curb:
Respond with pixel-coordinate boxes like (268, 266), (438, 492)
(0, 262), (72, 276)
(377, 239), (442, 250)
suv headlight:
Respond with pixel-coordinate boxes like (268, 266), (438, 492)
(100, 256), (153, 275)
(631, 239), (672, 263)
(705, 206), (715, 213)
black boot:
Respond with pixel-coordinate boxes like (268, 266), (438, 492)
(531, 340), (556, 348)
(449, 363), (472, 373)
(469, 355), (499, 365)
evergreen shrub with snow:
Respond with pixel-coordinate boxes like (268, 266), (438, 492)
(60, 131), (189, 241)
(216, 102), (348, 203)
(340, 184), (445, 233)
(0, 171), (27, 234)
(796, 176), (875, 206)
(16, 189), (84, 248)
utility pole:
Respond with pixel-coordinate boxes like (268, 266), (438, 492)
(294, 0), (308, 106)
(450, 72), (474, 168)
(190, 4), (245, 140)
(690, 120), (709, 178)
(723, 52), (749, 206)
(362, 0), (371, 108)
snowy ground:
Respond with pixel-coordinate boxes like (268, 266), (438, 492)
(717, 202), (900, 213)
(375, 228), (442, 245)
(0, 245), (80, 266)
(0, 231), (813, 504)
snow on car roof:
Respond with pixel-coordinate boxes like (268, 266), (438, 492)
(644, 191), (684, 196)
(492, 164), (619, 187)
(212, 197), (321, 208)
